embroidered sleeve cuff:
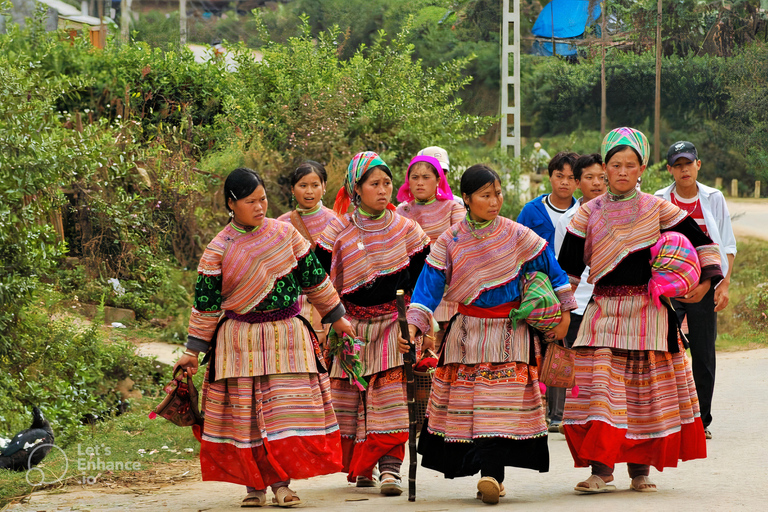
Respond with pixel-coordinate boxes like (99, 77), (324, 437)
(700, 265), (723, 288)
(406, 303), (433, 335)
(555, 286), (578, 312)
(321, 302), (346, 324)
(185, 337), (210, 354)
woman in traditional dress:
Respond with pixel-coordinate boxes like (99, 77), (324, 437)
(277, 161), (337, 348)
(405, 164), (576, 504)
(395, 155), (465, 350)
(557, 128), (721, 494)
(174, 168), (356, 508)
(314, 151), (431, 496)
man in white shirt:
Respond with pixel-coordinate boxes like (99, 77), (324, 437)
(655, 141), (737, 440)
(549, 153), (606, 433)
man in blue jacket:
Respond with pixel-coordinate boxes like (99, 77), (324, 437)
(516, 151), (578, 432)
(517, 151), (579, 250)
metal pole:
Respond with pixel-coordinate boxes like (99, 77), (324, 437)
(551, 2), (556, 57)
(180, 0), (187, 46)
(654, 0), (662, 164)
(600, 2), (607, 135)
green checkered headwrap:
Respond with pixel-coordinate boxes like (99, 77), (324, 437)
(601, 127), (649, 166)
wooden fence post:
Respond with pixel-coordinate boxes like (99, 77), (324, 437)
(731, 179), (738, 198)
(756, 181), (761, 199)
(715, 177), (722, 189)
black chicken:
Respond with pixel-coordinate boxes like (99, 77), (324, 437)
(0, 407), (55, 471)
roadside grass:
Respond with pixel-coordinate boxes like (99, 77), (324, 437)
(0, 385), (201, 507)
(716, 236), (768, 351)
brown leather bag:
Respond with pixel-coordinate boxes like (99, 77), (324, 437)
(290, 210), (316, 250)
(539, 341), (576, 389)
(150, 368), (203, 427)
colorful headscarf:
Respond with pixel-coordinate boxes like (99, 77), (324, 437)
(396, 155), (455, 203)
(333, 151), (391, 215)
(601, 127), (650, 166)
(648, 232), (701, 309)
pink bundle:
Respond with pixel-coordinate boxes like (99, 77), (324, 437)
(648, 231), (701, 308)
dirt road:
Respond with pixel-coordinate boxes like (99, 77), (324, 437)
(6, 347), (768, 512)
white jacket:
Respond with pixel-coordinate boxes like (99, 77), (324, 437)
(655, 181), (737, 277)
(555, 200), (592, 316)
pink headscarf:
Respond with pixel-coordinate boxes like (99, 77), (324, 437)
(396, 155), (455, 203)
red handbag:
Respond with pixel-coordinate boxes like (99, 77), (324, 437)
(149, 368), (203, 427)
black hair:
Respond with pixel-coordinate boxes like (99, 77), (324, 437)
(460, 164), (501, 198)
(356, 164), (392, 188)
(290, 160), (327, 187)
(408, 160), (439, 180)
(605, 145), (642, 166)
(547, 151), (579, 177)
(572, 153), (603, 180)
(224, 167), (265, 211)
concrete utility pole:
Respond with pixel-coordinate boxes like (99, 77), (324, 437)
(180, 0), (187, 45)
(654, 0), (662, 164)
(600, 2), (607, 135)
(120, 0), (131, 43)
(500, 0), (521, 159)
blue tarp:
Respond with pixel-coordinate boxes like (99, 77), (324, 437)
(532, 0), (601, 41)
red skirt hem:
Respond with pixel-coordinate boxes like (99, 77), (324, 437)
(195, 425), (343, 488)
(563, 417), (707, 471)
(342, 432), (407, 482)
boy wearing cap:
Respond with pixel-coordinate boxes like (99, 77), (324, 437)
(655, 141), (737, 440)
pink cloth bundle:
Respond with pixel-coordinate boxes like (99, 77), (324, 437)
(648, 231), (701, 308)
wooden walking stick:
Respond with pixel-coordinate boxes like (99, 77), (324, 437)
(396, 289), (417, 502)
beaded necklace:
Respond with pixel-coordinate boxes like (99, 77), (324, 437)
(230, 219), (259, 234)
(352, 208), (394, 251)
(295, 202), (322, 216)
(466, 213), (496, 240)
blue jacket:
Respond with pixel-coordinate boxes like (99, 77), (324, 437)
(516, 193), (576, 249)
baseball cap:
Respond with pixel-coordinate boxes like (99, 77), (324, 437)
(666, 141), (698, 166)
(417, 146), (449, 172)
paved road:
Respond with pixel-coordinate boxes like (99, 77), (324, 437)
(9, 348), (768, 512)
(726, 198), (768, 241)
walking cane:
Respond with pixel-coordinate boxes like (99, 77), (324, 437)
(396, 289), (417, 502)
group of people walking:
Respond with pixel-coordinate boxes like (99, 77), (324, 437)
(174, 127), (735, 506)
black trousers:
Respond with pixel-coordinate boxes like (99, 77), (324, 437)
(671, 287), (717, 428)
(546, 313), (583, 423)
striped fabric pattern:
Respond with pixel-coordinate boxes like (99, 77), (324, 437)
(649, 231), (701, 308)
(427, 216), (548, 305)
(331, 367), (408, 440)
(443, 315), (532, 365)
(573, 289), (670, 351)
(566, 193), (689, 284)
(397, 199), (465, 322)
(426, 361), (547, 441)
(277, 205), (337, 241)
(316, 211), (430, 296)
(201, 372), (339, 447)
(564, 346), (701, 439)
(189, 220), (316, 344)
(512, 271), (562, 332)
(214, 316), (319, 379)
(329, 311), (404, 377)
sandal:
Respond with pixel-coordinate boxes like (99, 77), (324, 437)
(271, 486), (303, 507)
(379, 473), (403, 496)
(241, 490), (267, 508)
(476, 482), (506, 501)
(574, 475), (617, 494)
(476, 476), (502, 504)
(355, 475), (377, 488)
(630, 475), (657, 493)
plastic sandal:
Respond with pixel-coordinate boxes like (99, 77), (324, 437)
(241, 490), (266, 507)
(379, 473), (403, 496)
(477, 476), (502, 504)
(476, 482), (506, 500)
(630, 475), (658, 492)
(574, 474), (617, 494)
(271, 486), (303, 507)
